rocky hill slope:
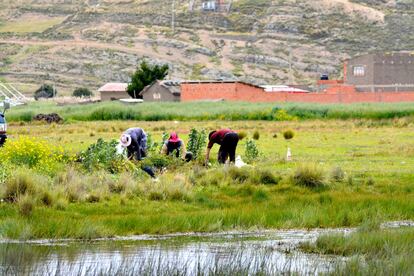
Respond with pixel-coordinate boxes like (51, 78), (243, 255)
(0, 0), (413, 95)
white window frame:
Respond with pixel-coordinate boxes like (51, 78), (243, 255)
(153, 93), (161, 100)
(353, 65), (365, 77)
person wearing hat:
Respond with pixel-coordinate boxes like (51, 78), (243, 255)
(120, 127), (148, 161)
(161, 132), (192, 161)
(119, 127), (156, 178)
(205, 128), (239, 165)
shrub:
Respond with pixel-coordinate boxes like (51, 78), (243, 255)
(253, 130), (260, 140)
(237, 131), (247, 140)
(292, 164), (326, 188)
(40, 191), (53, 206)
(3, 171), (36, 202)
(331, 166), (345, 182)
(283, 129), (295, 140)
(0, 163), (10, 185)
(142, 153), (178, 170)
(147, 174), (192, 201)
(272, 109), (297, 121)
(73, 87), (93, 98)
(18, 195), (35, 217)
(86, 194), (100, 203)
(79, 139), (127, 173)
(228, 167), (251, 183)
(0, 136), (72, 173)
(366, 177), (375, 186)
(187, 128), (207, 160)
(108, 181), (125, 194)
(54, 198), (68, 210)
(255, 169), (281, 185)
(55, 168), (86, 202)
(34, 84), (56, 100)
(245, 139), (259, 163)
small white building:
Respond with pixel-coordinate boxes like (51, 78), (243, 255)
(202, 1), (217, 11)
(98, 83), (130, 101)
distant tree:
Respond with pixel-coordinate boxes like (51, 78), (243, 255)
(127, 61), (169, 99)
(73, 87), (93, 98)
(34, 84), (56, 100)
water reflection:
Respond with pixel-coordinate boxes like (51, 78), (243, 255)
(0, 229), (351, 275)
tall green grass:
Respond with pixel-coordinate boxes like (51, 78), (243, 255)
(300, 228), (414, 275)
(6, 101), (414, 122)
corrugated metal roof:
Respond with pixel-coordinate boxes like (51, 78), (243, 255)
(98, 83), (128, 92)
(159, 80), (181, 95)
(261, 85), (309, 93)
(140, 80), (181, 96)
(181, 80), (263, 89)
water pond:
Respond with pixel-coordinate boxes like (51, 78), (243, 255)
(2, 220), (413, 275)
(0, 227), (359, 275)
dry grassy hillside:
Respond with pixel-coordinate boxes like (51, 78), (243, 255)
(0, 0), (413, 95)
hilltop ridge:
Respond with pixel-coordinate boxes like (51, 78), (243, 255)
(0, 0), (413, 95)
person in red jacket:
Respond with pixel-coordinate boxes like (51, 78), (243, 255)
(205, 129), (239, 165)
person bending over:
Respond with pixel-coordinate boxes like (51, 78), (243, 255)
(120, 127), (154, 178)
(161, 132), (193, 162)
(205, 129), (239, 165)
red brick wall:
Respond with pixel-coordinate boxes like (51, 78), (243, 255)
(181, 82), (414, 103)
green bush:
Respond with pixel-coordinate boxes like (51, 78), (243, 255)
(245, 139), (259, 163)
(142, 153), (177, 170)
(187, 128), (207, 160)
(79, 139), (127, 173)
(237, 131), (247, 140)
(73, 87), (93, 98)
(34, 84), (56, 100)
(292, 164), (326, 188)
(253, 130), (260, 140)
(283, 129), (295, 140)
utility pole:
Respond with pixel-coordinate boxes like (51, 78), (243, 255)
(289, 49), (293, 85)
(189, 0), (195, 12)
(171, 0), (176, 34)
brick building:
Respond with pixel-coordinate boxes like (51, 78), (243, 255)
(181, 81), (307, 102)
(344, 52), (414, 92)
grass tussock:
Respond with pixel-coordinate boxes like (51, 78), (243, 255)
(18, 195), (35, 217)
(331, 166), (345, 182)
(194, 166), (281, 186)
(292, 163), (326, 188)
(39, 191), (53, 206)
(300, 227), (414, 275)
(3, 170), (37, 202)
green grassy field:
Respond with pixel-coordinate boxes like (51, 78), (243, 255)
(0, 17), (65, 33)
(1, 119), (413, 238)
(6, 101), (414, 122)
(1, 113), (413, 273)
